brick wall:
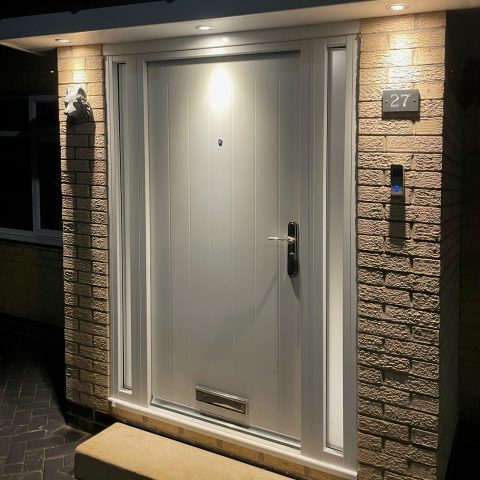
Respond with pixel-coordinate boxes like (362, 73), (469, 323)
(358, 12), (450, 480)
(57, 45), (110, 413)
(460, 106), (480, 424)
(0, 240), (63, 325)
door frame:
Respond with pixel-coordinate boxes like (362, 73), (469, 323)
(107, 23), (358, 479)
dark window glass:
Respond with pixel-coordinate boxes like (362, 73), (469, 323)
(38, 142), (62, 231)
(35, 102), (59, 128)
(0, 138), (33, 230)
(0, 99), (30, 131)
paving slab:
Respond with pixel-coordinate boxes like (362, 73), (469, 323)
(0, 325), (90, 479)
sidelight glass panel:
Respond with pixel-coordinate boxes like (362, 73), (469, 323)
(326, 46), (347, 452)
(117, 62), (133, 390)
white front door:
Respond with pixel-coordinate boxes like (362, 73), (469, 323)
(109, 32), (357, 474)
(148, 53), (302, 440)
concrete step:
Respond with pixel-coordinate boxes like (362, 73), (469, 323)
(75, 422), (292, 480)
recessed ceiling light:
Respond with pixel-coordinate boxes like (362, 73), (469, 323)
(195, 25), (214, 32)
(386, 3), (408, 11)
(54, 38), (72, 43)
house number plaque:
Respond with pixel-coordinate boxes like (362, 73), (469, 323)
(382, 89), (420, 118)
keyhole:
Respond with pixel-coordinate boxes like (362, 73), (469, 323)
(218, 138), (223, 147)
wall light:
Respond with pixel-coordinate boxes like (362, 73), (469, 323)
(386, 3), (408, 11)
(195, 25), (214, 32)
(55, 38), (72, 43)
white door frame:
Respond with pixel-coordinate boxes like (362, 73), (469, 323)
(107, 24), (358, 479)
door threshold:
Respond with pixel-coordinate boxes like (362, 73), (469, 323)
(150, 396), (300, 449)
(109, 396), (357, 480)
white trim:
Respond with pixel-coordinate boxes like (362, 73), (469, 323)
(109, 396), (357, 480)
(342, 33), (358, 469)
(107, 55), (141, 403)
(107, 28), (358, 476)
(107, 55), (124, 399)
(104, 22), (360, 56)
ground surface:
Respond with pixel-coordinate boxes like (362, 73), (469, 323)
(0, 326), (89, 479)
(0, 317), (478, 480)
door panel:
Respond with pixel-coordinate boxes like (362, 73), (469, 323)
(148, 53), (301, 438)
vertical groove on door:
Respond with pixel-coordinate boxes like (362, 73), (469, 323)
(254, 65), (279, 431)
(189, 72), (211, 397)
(231, 79), (235, 372)
(187, 80), (192, 393)
(253, 77), (257, 401)
(276, 76), (281, 418)
(170, 76), (190, 404)
(278, 66), (301, 437)
(149, 72), (174, 399)
(208, 75), (213, 382)
(167, 82), (172, 387)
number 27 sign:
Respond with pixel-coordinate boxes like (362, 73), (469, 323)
(382, 89), (420, 118)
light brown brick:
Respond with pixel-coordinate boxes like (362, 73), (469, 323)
(359, 118), (414, 136)
(390, 30), (445, 50)
(359, 135), (385, 152)
(362, 15), (415, 34)
(359, 68), (389, 85)
(358, 415), (409, 442)
(360, 49), (413, 69)
(57, 46), (72, 58)
(58, 57), (85, 72)
(71, 45), (102, 57)
(389, 64), (445, 83)
(411, 428), (438, 448)
(413, 118), (443, 135)
(86, 56), (104, 70)
(361, 33), (389, 52)
(414, 12), (446, 29)
(58, 70), (74, 84)
(385, 135), (443, 153)
(415, 47), (445, 66)
(86, 82), (104, 96)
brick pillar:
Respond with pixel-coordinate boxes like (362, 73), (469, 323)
(357, 12), (450, 480)
(57, 45), (110, 414)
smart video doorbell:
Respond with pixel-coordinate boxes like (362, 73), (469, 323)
(391, 164), (404, 197)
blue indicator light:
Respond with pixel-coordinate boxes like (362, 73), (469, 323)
(392, 184), (402, 193)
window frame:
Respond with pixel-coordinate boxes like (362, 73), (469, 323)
(0, 94), (62, 246)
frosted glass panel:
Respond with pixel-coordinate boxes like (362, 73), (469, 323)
(326, 47), (346, 451)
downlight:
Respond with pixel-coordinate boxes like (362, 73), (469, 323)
(195, 25), (214, 32)
(386, 3), (408, 12)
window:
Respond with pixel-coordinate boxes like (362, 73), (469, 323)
(0, 95), (62, 245)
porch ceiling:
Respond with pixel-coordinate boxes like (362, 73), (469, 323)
(1, 0), (480, 51)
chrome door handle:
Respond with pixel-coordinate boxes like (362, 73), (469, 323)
(268, 236), (295, 243)
(268, 222), (299, 277)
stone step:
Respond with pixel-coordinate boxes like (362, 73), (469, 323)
(75, 422), (293, 480)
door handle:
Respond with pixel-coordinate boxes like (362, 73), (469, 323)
(268, 221), (299, 277)
(268, 236), (295, 243)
